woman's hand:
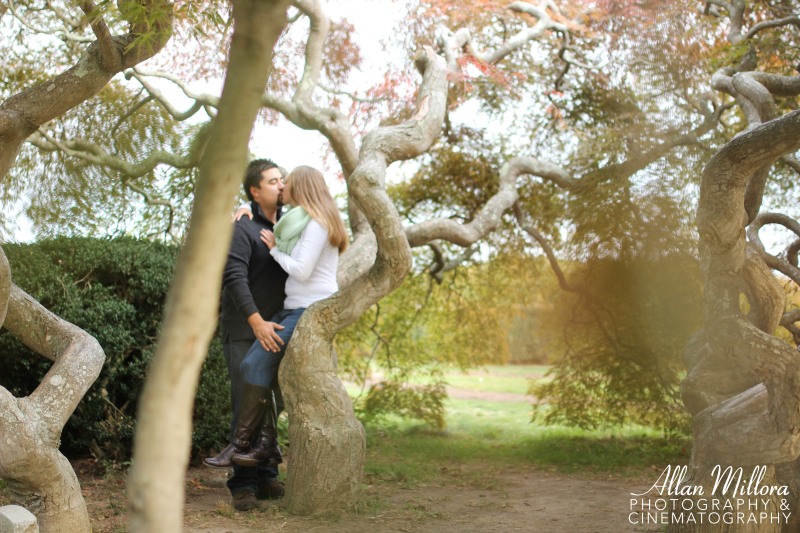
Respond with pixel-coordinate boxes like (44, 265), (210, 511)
(233, 206), (253, 221)
(260, 229), (276, 250)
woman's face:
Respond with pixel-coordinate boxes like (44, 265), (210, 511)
(282, 179), (295, 206)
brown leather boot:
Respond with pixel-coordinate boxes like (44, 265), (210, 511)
(203, 383), (271, 468)
(232, 390), (282, 467)
(203, 442), (237, 469)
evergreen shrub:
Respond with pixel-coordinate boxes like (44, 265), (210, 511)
(0, 237), (230, 462)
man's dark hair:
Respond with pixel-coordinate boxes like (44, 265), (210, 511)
(243, 158), (279, 201)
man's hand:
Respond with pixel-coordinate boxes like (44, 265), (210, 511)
(247, 313), (285, 352)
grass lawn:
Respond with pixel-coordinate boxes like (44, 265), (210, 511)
(360, 366), (690, 487)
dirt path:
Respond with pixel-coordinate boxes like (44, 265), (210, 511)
(80, 465), (661, 533)
(446, 386), (530, 402)
(182, 467), (659, 533)
(79, 366), (664, 532)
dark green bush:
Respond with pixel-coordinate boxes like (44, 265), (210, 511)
(0, 237), (231, 462)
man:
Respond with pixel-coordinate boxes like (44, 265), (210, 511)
(204, 158), (289, 511)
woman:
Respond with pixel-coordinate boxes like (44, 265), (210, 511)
(205, 165), (348, 468)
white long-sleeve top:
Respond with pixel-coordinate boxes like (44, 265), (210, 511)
(269, 219), (339, 309)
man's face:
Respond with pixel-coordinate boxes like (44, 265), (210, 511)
(250, 168), (284, 210)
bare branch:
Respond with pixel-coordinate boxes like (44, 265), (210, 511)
(124, 181), (179, 242)
(427, 242), (477, 283)
(781, 154), (800, 175)
(110, 95), (154, 138)
(30, 130), (198, 178)
(593, 106), (724, 187)
(78, 0), (120, 71)
(747, 212), (800, 286)
(744, 15), (800, 40)
(748, 72), (800, 97)
(436, 0), (572, 70)
(44, 0), (82, 28)
(127, 68), (215, 120)
(319, 85), (388, 104)
(788, 238), (800, 267)
(7, 0), (92, 42)
(731, 72), (779, 126)
(513, 203), (583, 294)
(484, 1), (569, 64)
(780, 311), (800, 346)
(727, 0), (747, 43)
(292, 0), (329, 103)
(406, 156), (575, 248)
(435, 26), (471, 71)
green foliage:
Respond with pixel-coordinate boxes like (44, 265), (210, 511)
(531, 254), (702, 434)
(391, 126), (504, 223)
(360, 379), (447, 428)
(339, 252), (560, 426)
(0, 237), (230, 461)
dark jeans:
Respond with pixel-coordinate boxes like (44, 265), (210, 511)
(241, 307), (306, 388)
(222, 339), (283, 495)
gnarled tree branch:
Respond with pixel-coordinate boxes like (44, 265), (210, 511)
(0, 0), (174, 182)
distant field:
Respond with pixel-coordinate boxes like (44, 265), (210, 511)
(361, 364), (550, 396)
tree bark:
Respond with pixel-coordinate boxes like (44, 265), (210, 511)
(126, 1), (289, 531)
(279, 305), (365, 514)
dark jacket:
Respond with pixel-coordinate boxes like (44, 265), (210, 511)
(220, 202), (288, 342)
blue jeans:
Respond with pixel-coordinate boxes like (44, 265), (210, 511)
(240, 307), (306, 389)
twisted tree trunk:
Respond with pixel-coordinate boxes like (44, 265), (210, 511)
(279, 47), (449, 514)
(0, 253), (105, 532)
(673, 111), (800, 532)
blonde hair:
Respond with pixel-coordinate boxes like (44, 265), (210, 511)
(286, 166), (349, 253)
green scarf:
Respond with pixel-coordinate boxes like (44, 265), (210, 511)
(273, 206), (312, 254)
